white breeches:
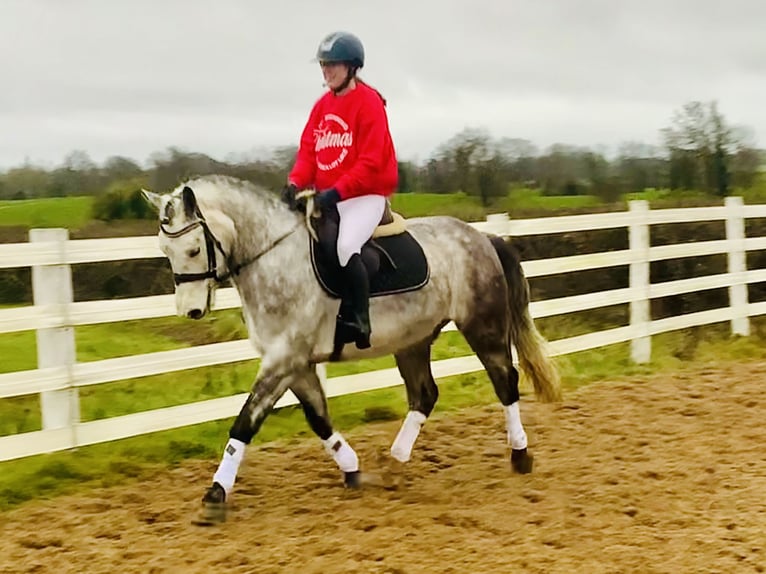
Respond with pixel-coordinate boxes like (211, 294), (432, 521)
(336, 194), (386, 266)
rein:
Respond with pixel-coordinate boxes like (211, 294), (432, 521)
(160, 212), (300, 286)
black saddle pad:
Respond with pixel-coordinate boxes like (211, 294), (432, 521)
(310, 231), (430, 298)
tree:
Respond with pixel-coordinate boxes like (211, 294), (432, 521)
(615, 141), (667, 193)
(495, 137), (539, 185)
(537, 144), (587, 195)
(660, 100), (757, 196)
(1, 164), (51, 199)
(91, 177), (153, 221)
(729, 146), (762, 189)
(581, 151), (620, 202)
(435, 127), (493, 195)
(422, 157), (452, 194)
(103, 156), (143, 182)
(148, 147), (229, 191)
(475, 153), (507, 206)
(429, 127), (516, 203)
(397, 161), (418, 193)
(45, 150), (104, 196)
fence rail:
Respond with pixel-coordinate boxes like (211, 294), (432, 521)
(1, 198), (765, 462)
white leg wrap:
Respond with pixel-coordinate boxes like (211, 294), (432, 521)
(504, 402), (528, 450)
(212, 438), (246, 495)
(390, 411), (427, 463)
(322, 432), (359, 473)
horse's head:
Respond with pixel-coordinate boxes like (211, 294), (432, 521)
(142, 184), (236, 320)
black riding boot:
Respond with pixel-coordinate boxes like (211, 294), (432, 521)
(339, 253), (371, 349)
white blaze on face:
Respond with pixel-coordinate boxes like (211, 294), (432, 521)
(158, 226), (213, 318)
(174, 281), (212, 318)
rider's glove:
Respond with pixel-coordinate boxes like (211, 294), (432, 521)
(280, 183), (307, 213)
(314, 188), (341, 211)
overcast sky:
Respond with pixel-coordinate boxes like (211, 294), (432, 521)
(2, 0), (765, 170)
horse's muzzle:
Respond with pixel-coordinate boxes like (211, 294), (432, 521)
(187, 308), (204, 320)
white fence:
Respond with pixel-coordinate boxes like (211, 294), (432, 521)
(1, 198), (765, 462)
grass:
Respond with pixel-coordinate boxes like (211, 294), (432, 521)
(0, 196), (94, 229)
(390, 191), (489, 221)
(0, 310), (251, 435)
(391, 189), (604, 222)
(621, 183), (766, 208)
(391, 186), (741, 223)
(501, 187), (602, 212)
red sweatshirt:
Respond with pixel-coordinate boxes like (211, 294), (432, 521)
(288, 81), (398, 200)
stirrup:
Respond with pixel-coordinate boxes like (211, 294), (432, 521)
(338, 314), (371, 348)
(353, 327), (371, 349)
(329, 314), (370, 360)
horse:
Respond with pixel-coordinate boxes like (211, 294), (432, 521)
(142, 175), (561, 523)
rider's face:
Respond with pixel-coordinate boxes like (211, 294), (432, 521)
(320, 61), (350, 91)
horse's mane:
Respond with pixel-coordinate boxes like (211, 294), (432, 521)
(178, 175), (284, 217)
(182, 174), (273, 199)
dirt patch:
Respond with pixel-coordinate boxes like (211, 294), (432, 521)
(1, 362), (765, 573)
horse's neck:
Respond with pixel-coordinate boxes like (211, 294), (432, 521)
(217, 194), (302, 266)
(197, 183), (313, 324)
(229, 217), (313, 333)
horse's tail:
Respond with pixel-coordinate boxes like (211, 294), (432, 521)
(488, 234), (562, 403)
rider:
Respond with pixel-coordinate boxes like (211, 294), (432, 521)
(283, 31), (399, 349)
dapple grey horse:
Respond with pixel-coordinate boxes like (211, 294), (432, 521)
(142, 175), (561, 523)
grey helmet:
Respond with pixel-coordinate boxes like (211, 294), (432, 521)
(316, 31), (365, 69)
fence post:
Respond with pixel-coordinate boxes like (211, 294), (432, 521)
(629, 201), (651, 363)
(724, 196), (750, 336)
(30, 229), (80, 438)
(486, 212), (510, 236)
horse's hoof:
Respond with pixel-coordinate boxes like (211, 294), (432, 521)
(511, 448), (534, 474)
(382, 458), (407, 490)
(202, 481), (226, 504)
(344, 470), (363, 489)
(192, 482), (227, 525)
(192, 502), (227, 526)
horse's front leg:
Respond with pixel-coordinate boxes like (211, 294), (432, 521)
(196, 359), (296, 523)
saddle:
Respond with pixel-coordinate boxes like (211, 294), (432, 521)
(309, 201), (430, 299)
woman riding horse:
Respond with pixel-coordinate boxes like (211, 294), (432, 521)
(282, 30), (399, 350)
(141, 32), (561, 526)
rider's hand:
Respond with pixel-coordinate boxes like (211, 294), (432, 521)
(280, 183), (307, 213)
(315, 188), (341, 211)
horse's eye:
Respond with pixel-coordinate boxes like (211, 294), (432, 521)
(189, 247), (201, 257)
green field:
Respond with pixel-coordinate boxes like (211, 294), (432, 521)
(0, 196), (94, 229)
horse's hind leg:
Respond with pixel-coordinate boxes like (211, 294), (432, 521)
(390, 336), (439, 463)
(458, 315), (534, 474)
(290, 368), (362, 488)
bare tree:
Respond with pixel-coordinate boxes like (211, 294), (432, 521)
(661, 100), (757, 196)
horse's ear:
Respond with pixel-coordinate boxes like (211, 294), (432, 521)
(181, 186), (198, 219)
(141, 189), (163, 212)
